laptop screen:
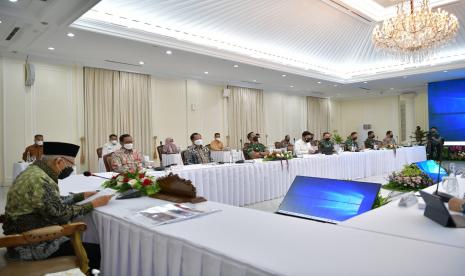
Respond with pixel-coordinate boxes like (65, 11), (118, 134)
(415, 160), (447, 183)
(277, 176), (381, 223)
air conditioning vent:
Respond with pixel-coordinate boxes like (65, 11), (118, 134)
(5, 27), (20, 41)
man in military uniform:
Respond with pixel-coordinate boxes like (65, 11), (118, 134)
(427, 126), (444, 160)
(319, 132), (335, 155)
(245, 133), (269, 159)
(344, 132), (359, 151)
(364, 131), (378, 149)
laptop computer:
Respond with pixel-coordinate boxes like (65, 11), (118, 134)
(420, 190), (465, 228)
(277, 176), (381, 224)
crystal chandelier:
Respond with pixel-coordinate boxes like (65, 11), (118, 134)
(372, 0), (459, 59)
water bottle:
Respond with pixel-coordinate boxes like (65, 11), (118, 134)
(449, 162), (456, 176)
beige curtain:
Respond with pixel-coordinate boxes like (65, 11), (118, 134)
(307, 96), (330, 140)
(228, 86), (264, 149)
(84, 67), (152, 172)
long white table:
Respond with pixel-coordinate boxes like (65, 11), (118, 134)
(341, 177), (465, 250)
(59, 175), (465, 276)
(148, 147), (426, 207)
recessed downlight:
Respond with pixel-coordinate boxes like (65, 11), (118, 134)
(166, 50), (172, 55)
(139, 61), (144, 65)
(317, 81), (322, 84)
(363, 81), (368, 84)
(233, 64), (239, 68)
(48, 47), (55, 51)
(67, 32), (75, 37)
(282, 74), (287, 77)
(290, 85), (294, 88)
(9, 0), (18, 2)
(204, 71), (209, 75)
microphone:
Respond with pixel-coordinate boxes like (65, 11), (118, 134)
(83, 171), (111, 180)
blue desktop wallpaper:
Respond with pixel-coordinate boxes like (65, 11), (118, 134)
(428, 79), (465, 141)
(415, 160), (447, 183)
(278, 176), (381, 222)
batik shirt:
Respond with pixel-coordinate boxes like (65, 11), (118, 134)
(111, 148), (143, 173)
(186, 145), (212, 164)
(3, 161), (93, 260)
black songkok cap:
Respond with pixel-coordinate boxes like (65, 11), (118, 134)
(43, 142), (80, 157)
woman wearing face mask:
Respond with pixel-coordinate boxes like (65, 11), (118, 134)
(162, 137), (179, 154)
(4, 142), (112, 271)
(110, 134), (143, 173)
(186, 133), (212, 164)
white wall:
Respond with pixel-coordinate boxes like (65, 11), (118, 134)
(331, 91), (428, 142)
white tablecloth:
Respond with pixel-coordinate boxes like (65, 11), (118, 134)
(58, 176), (465, 276)
(151, 147), (426, 207)
(98, 158), (106, 172)
(210, 150), (244, 163)
(12, 162), (31, 180)
(161, 154), (183, 167)
(341, 177), (465, 249)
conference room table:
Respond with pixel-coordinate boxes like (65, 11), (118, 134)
(340, 177), (465, 250)
(210, 150), (244, 163)
(59, 175), (465, 276)
(146, 146), (426, 207)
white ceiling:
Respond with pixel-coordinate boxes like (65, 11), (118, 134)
(1, 0), (465, 99)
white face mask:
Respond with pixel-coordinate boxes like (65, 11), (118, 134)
(36, 141), (43, 146)
(123, 143), (133, 150)
(194, 139), (203, 146)
(215, 137), (220, 141)
(111, 140), (118, 145)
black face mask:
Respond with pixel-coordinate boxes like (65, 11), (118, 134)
(353, 137), (358, 141)
(324, 138), (331, 141)
(58, 167), (74, 179)
(305, 138), (311, 143)
(253, 136), (259, 142)
(390, 134), (394, 138)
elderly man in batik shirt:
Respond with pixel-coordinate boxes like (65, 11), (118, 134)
(186, 132), (212, 164)
(3, 142), (112, 270)
(111, 134), (143, 172)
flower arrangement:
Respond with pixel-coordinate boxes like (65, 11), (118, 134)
(102, 169), (160, 196)
(263, 151), (293, 161)
(447, 146), (465, 161)
(383, 164), (433, 191)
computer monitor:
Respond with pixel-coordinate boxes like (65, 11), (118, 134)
(277, 176), (381, 224)
(415, 160), (447, 183)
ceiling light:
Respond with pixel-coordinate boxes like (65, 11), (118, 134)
(47, 47), (55, 51)
(317, 81), (322, 84)
(253, 80), (257, 82)
(166, 50), (172, 55)
(363, 81), (368, 84)
(0, 20), (2, 24)
(372, 0), (459, 59)
(204, 71), (209, 75)
(282, 74), (287, 77)
(67, 32), (75, 37)
(233, 64), (239, 68)
(9, 0), (18, 2)
(334, 84), (339, 87)
(390, 88), (394, 90)
(139, 61), (144, 65)
(290, 85), (294, 88)
(443, 70), (448, 73)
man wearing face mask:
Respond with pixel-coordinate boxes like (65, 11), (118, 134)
(111, 134), (143, 173)
(426, 126), (444, 160)
(245, 133), (269, 159)
(364, 131), (380, 149)
(344, 132), (360, 152)
(22, 134), (44, 161)
(319, 132), (335, 155)
(210, 133), (224, 151)
(186, 133), (212, 164)
(4, 142), (112, 269)
(102, 134), (121, 156)
(294, 131), (318, 155)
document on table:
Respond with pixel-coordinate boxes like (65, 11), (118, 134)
(75, 188), (116, 205)
(128, 203), (221, 227)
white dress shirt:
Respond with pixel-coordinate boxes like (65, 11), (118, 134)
(102, 142), (121, 156)
(294, 139), (318, 155)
